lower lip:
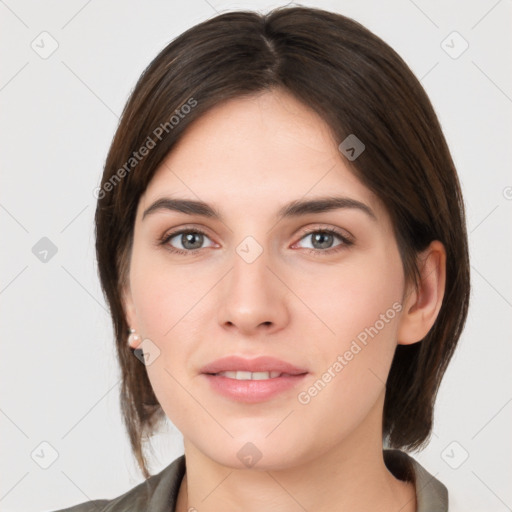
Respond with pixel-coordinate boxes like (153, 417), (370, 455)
(202, 373), (308, 403)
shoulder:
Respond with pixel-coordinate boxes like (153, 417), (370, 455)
(384, 449), (449, 512)
(50, 499), (110, 512)
(47, 455), (186, 512)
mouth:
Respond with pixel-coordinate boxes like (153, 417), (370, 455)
(200, 355), (308, 375)
(200, 356), (308, 403)
(208, 370), (302, 380)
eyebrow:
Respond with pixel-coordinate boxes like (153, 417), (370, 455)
(142, 196), (377, 222)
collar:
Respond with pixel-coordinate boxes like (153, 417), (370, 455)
(104, 449), (448, 511)
(384, 449), (448, 511)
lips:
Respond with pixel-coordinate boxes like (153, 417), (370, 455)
(200, 356), (308, 403)
(200, 355), (308, 376)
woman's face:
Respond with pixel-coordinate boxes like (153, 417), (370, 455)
(124, 89), (408, 470)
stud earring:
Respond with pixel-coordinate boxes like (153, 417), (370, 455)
(128, 328), (140, 347)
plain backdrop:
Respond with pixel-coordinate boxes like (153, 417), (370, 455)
(1, 0), (511, 510)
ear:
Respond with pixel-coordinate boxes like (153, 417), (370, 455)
(397, 240), (447, 345)
(122, 282), (140, 349)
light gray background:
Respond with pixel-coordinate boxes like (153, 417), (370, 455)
(1, 0), (511, 510)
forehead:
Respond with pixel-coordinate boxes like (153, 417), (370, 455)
(138, 89), (384, 222)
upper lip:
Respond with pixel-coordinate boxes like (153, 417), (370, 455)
(200, 356), (308, 375)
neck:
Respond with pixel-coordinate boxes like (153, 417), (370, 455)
(175, 393), (416, 512)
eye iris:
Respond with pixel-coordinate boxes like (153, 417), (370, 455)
(312, 232), (333, 249)
(173, 231), (339, 251)
(182, 232), (203, 250)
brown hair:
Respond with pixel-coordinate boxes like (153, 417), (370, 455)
(95, 5), (470, 478)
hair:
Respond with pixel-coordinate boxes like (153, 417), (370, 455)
(95, 5), (470, 478)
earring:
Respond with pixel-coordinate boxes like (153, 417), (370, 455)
(128, 327), (140, 347)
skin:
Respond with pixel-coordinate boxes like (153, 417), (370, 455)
(123, 88), (446, 512)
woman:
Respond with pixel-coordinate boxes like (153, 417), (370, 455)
(55, 5), (470, 511)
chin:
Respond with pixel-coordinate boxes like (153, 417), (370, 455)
(193, 433), (312, 472)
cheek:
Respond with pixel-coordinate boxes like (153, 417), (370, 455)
(129, 247), (201, 338)
(128, 246), (211, 405)
(295, 251), (404, 410)
(301, 251), (404, 348)
(129, 259), (199, 429)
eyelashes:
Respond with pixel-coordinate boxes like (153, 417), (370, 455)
(158, 225), (354, 257)
(292, 227), (354, 256)
(160, 227), (215, 255)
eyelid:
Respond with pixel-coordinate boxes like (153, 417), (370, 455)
(158, 225), (215, 249)
(159, 223), (355, 255)
(294, 223), (355, 244)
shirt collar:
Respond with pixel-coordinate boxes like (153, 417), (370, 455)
(143, 450), (448, 512)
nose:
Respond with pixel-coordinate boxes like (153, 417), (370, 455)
(217, 240), (290, 336)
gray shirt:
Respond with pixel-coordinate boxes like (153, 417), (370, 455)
(50, 450), (448, 511)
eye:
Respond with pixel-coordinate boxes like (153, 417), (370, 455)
(159, 226), (354, 256)
(293, 227), (354, 255)
(160, 228), (216, 255)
